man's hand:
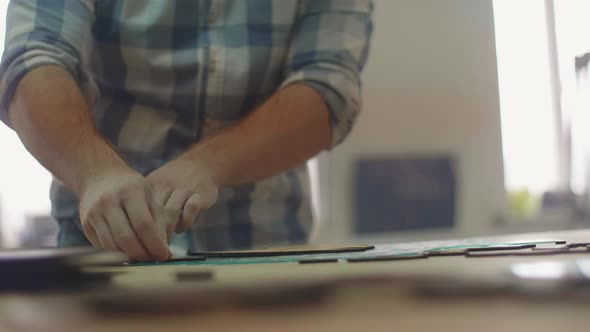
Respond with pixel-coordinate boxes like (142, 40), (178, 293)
(7, 66), (170, 262)
(147, 159), (219, 243)
(79, 166), (171, 262)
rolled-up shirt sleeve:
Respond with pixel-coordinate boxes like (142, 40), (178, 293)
(0, 0), (95, 127)
(280, 0), (373, 148)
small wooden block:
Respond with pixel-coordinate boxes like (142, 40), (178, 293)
(176, 270), (214, 282)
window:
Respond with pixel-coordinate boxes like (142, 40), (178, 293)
(494, 0), (559, 195)
(0, 2), (53, 247)
(494, 0), (590, 217)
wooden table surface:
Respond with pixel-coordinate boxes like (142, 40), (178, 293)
(2, 229), (590, 332)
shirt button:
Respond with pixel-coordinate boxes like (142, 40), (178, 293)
(208, 9), (217, 24)
(209, 48), (220, 73)
(209, 58), (217, 73)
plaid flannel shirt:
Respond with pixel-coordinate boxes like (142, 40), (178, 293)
(0, 0), (373, 250)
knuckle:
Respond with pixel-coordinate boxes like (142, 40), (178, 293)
(118, 186), (135, 200)
(152, 178), (173, 190)
(120, 182), (146, 200)
(179, 188), (192, 198)
(102, 242), (117, 251)
(80, 215), (93, 227)
(88, 209), (102, 221)
(164, 206), (181, 218)
(154, 180), (172, 190)
(205, 188), (219, 205)
(98, 194), (116, 208)
(166, 222), (175, 233)
(80, 220), (91, 232)
(182, 214), (196, 226)
(154, 187), (173, 204)
(84, 214), (100, 227)
(134, 220), (153, 236)
(185, 203), (200, 215)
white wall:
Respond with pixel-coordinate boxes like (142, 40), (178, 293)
(315, 0), (507, 243)
(0, 2), (53, 247)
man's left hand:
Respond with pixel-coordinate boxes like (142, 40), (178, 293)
(147, 159), (219, 243)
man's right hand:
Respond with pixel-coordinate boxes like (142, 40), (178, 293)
(78, 166), (171, 262)
(6, 66), (169, 262)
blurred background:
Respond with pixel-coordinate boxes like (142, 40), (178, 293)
(1, 0), (590, 248)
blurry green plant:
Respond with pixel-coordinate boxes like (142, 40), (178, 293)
(509, 189), (540, 217)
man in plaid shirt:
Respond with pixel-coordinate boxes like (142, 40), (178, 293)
(0, 0), (373, 261)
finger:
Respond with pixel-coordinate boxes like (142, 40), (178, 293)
(104, 206), (152, 262)
(164, 190), (191, 241)
(151, 185), (175, 242)
(82, 218), (101, 248)
(123, 195), (171, 261)
(149, 200), (168, 243)
(161, 208), (180, 244)
(177, 194), (202, 234)
(152, 185), (173, 206)
(91, 217), (118, 251)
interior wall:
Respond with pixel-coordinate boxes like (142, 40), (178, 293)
(314, 0), (506, 243)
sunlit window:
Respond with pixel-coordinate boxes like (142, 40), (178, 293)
(493, 0), (558, 195)
(0, 2), (52, 247)
(494, 0), (590, 215)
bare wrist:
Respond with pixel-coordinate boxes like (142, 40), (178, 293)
(177, 147), (223, 186)
(71, 141), (131, 196)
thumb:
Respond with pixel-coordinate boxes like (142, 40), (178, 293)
(176, 191), (216, 233)
(150, 200), (170, 244)
(163, 190), (192, 240)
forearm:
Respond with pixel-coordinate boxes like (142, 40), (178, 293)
(181, 84), (331, 186)
(9, 65), (127, 195)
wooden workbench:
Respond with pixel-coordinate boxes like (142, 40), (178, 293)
(2, 229), (590, 332)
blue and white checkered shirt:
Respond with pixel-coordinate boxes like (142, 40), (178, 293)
(0, 0), (373, 250)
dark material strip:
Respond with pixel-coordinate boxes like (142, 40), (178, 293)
(166, 256), (207, 262)
(567, 242), (590, 248)
(428, 249), (467, 257)
(299, 258), (339, 264)
(466, 244), (536, 252)
(347, 252), (429, 263)
(467, 248), (590, 258)
(188, 245), (374, 258)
